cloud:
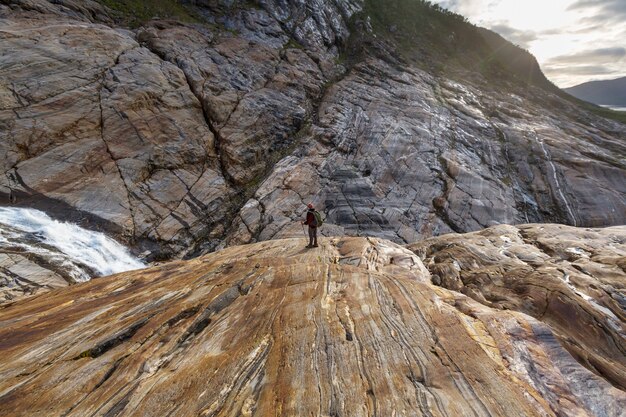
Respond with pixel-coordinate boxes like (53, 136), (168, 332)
(431, 0), (626, 86)
(480, 24), (562, 49)
(568, 0), (626, 14)
(542, 64), (620, 87)
(487, 23), (537, 48)
(543, 65), (614, 76)
(546, 47), (626, 65)
(568, 0), (626, 24)
(543, 46), (626, 86)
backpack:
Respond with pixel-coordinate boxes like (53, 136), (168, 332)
(313, 210), (324, 227)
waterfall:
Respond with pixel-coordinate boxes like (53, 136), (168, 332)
(534, 135), (577, 226)
(0, 207), (144, 282)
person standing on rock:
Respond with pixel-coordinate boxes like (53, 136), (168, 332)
(302, 203), (319, 248)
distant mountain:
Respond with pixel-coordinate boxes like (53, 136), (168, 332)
(565, 76), (626, 106)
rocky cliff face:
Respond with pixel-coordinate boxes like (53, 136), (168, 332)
(1, 2), (624, 413)
(0, 0), (361, 262)
(0, 225), (624, 416)
(1, 0), (625, 266)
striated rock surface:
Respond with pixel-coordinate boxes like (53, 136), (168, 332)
(1, 0), (625, 301)
(0, 249), (70, 303)
(0, 6), (231, 257)
(1, 227), (625, 416)
(0, 0), (362, 260)
(409, 223), (626, 391)
(227, 59), (626, 247)
(1, 0), (625, 260)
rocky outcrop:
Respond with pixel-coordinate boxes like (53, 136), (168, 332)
(1, 0), (625, 262)
(409, 223), (626, 391)
(1, 2), (623, 414)
(0, 228), (624, 416)
(0, 6), (231, 258)
(0, 249), (70, 303)
(225, 57), (626, 246)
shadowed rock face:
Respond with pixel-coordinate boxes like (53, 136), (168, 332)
(1, 229), (625, 416)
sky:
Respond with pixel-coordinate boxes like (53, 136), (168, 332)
(431, 0), (626, 88)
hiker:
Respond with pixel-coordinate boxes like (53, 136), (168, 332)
(302, 203), (320, 248)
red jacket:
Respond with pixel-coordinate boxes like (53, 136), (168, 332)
(304, 209), (317, 227)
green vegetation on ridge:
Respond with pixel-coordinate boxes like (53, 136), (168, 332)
(98, 0), (626, 125)
(361, 0), (551, 86)
(97, 0), (200, 27)
(361, 0), (486, 71)
(360, 0), (626, 124)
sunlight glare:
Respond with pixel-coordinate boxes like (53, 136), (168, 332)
(530, 36), (579, 63)
(486, 0), (575, 32)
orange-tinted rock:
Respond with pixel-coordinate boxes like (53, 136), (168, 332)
(1, 234), (624, 416)
(409, 223), (626, 392)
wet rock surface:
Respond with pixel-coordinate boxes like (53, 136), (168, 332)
(0, 231), (624, 416)
(0, 250), (71, 303)
(0, 207), (144, 304)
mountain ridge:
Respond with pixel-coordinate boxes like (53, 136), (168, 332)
(565, 76), (626, 107)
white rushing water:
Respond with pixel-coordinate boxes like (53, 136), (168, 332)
(0, 207), (144, 282)
(534, 134), (577, 226)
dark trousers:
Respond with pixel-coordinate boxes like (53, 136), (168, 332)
(308, 226), (318, 246)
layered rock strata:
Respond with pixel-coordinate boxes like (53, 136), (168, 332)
(0, 226), (624, 416)
(0, 249), (70, 303)
(409, 224), (626, 392)
(226, 60), (626, 246)
(1, 0), (625, 265)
